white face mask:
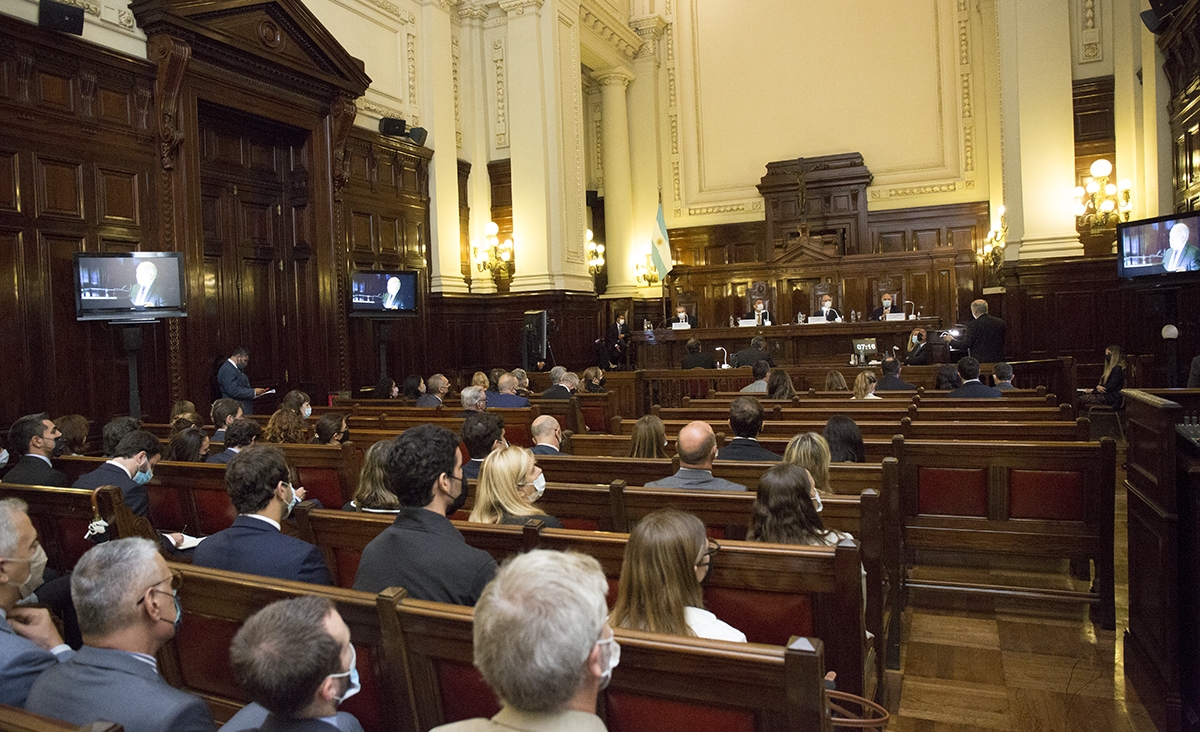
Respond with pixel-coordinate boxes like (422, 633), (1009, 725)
(822, 302), (831, 311)
(596, 635), (621, 690)
(882, 300), (891, 308)
(755, 303), (763, 311)
(0, 449), (7, 469)
(526, 472), (547, 501)
(812, 492), (824, 514)
(327, 644), (361, 704)
(303, 406), (312, 419)
(5, 544), (47, 599)
(912, 335), (920, 344)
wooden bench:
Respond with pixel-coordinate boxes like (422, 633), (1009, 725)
(709, 386), (1050, 400)
(379, 589), (834, 732)
(609, 416), (1086, 442)
(0, 705), (122, 732)
(344, 407), (540, 447)
(0, 484), (151, 571)
(160, 563), (413, 732)
(893, 435), (1117, 630)
(294, 509), (873, 699)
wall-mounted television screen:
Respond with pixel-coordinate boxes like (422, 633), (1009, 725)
(350, 270), (418, 317)
(74, 252), (186, 321)
(1118, 211), (1200, 280)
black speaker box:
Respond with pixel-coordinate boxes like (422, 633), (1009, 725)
(379, 117), (406, 136)
(407, 127), (428, 147)
(523, 310), (548, 361)
(39, 0), (84, 35)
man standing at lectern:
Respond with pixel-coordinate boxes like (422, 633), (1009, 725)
(942, 299), (1006, 364)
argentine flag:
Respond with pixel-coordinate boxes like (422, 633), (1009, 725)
(652, 202), (673, 280)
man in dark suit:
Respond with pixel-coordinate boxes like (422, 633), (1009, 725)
(946, 357), (1003, 398)
(540, 368), (577, 400)
(876, 357), (916, 391)
(210, 398), (242, 443)
(456, 386), (489, 418)
(218, 347), (264, 415)
(646, 422), (746, 491)
(193, 445), (331, 585)
(0, 498), (75, 707)
(607, 313), (631, 366)
(681, 338), (718, 369)
(993, 362), (1016, 390)
(943, 299), (1005, 364)
(489, 373), (531, 408)
(817, 294), (841, 322)
(743, 298), (774, 326)
(101, 416), (142, 457)
(352, 425), (498, 604)
(717, 398), (781, 462)
(732, 336), (774, 368)
(462, 412), (505, 481)
(669, 304), (696, 328)
(530, 415), (563, 455)
(206, 418), (260, 465)
(904, 329), (931, 366)
(868, 293), (901, 321)
(416, 374), (449, 407)
(3, 413), (67, 487)
(224, 596), (364, 732)
(25, 538), (216, 732)
(72, 430), (162, 518)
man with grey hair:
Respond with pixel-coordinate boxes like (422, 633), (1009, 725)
(489, 373), (531, 408)
(432, 550), (614, 731)
(540, 367), (571, 399)
(942, 298), (1006, 364)
(645, 421), (746, 491)
(25, 538), (215, 731)
(417, 373), (449, 407)
(512, 368), (532, 397)
(0, 498), (74, 707)
(456, 386), (489, 417)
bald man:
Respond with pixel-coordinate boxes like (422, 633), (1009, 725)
(530, 415), (564, 455)
(645, 421), (746, 491)
(489, 373), (531, 409)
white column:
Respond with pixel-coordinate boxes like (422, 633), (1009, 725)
(628, 15), (667, 299)
(422, 0), (469, 293)
(457, 2), (496, 293)
(1141, 23), (1174, 215)
(596, 68), (637, 297)
(997, 0), (1082, 259)
(1112, 0), (1146, 218)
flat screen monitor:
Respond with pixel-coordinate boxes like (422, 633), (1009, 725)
(74, 252), (186, 321)
(1117, 211), (1200, 280)
(350, 270), (418, 317)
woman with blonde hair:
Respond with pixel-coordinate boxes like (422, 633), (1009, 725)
(783, 432), (832, 496)
(627, 414), (668, 458)
(609, 508), (746, 642)
(852, 370), (880, 400)
(471, 371), (490, 390)
(824, 370), (848, 392)
(905, 327), (930, 366)
(261, 408), (307, 443)
(581, 366), (606, 393)
(1079, 345), (1126, 407)
(345, 439), (400, 513)
(470, 445), (563, 528)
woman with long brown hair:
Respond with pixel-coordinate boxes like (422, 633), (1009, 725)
(767, 369), (796, 400)
(609, 508), (745, 642)
(261, 409), (307, 443)
(626, 415), (669, 459)
(469, 445), (562, 528)
(345, 440), (400, 513)
(747, 463), (852, 546)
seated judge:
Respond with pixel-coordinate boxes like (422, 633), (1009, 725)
(876, 357), (916, 391)
(946, 357), (1002, 398)
(743, 298), (773, 326)
(382, 275), (404, 309)
(681, 338), (718, 369)
(717, 397), (781, 462)
(817, 294), (841, 322)
(4, 413), (67, 487)
(192, 445), (331, 586)
(671, 303), (696, 328)
(645, 422), (746, 492)
(868, 293), (901, 321)
(904, 328), (930, 366)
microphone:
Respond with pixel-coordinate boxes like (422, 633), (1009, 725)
(715, 346), (729, 368)
(904, 300), (916, 319)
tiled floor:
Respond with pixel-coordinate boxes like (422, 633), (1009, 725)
(886, 450), (1161, 732)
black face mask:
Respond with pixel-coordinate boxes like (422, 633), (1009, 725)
(340, 430), (351, 443)
(599, 377), (607, 387)
(51, 436), (68, 457)
(446, 473), (468, 516)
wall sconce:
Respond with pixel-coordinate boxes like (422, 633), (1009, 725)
(586, 229), (605, 275)
(979, 205), (1007, 273)
(634, 251), (659, 286)
(473, 221), (513, 278)
(1073, 159), (1132, 233)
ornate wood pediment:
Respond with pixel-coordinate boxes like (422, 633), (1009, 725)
(131, 0), (371, 98)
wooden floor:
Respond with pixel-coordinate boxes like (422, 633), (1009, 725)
(887, 445), (1160, 732)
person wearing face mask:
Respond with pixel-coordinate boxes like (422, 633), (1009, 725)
(904, 327), (930, 366)
(747, 464), (853, 547)
(610, 509), (746, 643)
(0, 498), (74, 707)
(817, 295), (841, 322)
(606, 313), (630, 367)
(530, 415), (564, 455)
(224, 596), (364, 732)
(25, 538), (216, 732)
(218, 347), (267, 416)
(742, 298), (774, 326)
(352, 425), (498, 604)
(3, 413), (68, 487)
(489, 373), (531, 408)
(282, 390), (313, 420)
(868, 293), (899, 321)
(1079, 345), (1126, 408)
(432, 550), (614, 732)
(470, 446), (563, 529)
(71, 430), (162, 519)
(192, 446), (329, 585)
(461, 412), (507, 482)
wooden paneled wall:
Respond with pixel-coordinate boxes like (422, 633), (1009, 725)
(1160, 1), (1200, 212)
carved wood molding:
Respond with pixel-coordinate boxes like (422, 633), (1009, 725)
(330, 94), (358, 198)
(147, 34), (191, 171)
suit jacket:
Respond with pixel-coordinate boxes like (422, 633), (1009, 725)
(645, 468), (746, 492)
(876, 374), (916, 391)
(668, 314), (696, 328)
(219, 703), (362, 732)
(904, 342), (930, 366)
(352, 507), (498, 605)
(994, 381), (1016, 391)
(218, 360), (256, 415)
(415, 394), (443, 408)
(206, 448), (238, 465)
(489, 392), (531, 408)
(816, 308), (840, 321)
(1094, 365), (1125, 407)
(946, 380), (1003, 398)
(1164, 244), (1200, 272)
(25, 646), (215, 732)
(72, 462), (147, 517)
(212, 428), (226, 442)
(607, 321), (631, 346)
(433, 707), (608, 732)
(717, 438), (781, 462)
(540, 385), (572, 400)
(0, 613), (69, 707)
(868, 306), (901, 321)
(742, 311), (774, 325)
(3, 455), (68, 487)
(530, 444), (560, 455)
(193, 516), (332, 585)
(462, 459), (484, 481)
(682, 352), (718, 370)
(949, 313), (1006, 364)
(732, 347), (774, 368)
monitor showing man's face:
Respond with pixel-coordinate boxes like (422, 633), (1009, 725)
(1170, 223), (1190, 251)
(135, 261), (158, 287)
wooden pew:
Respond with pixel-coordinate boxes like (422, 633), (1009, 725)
(294, 508), (873, 699)
(709, 386), (1051, 401)
(457, 480), (622, 532)
(527, 396), (584, 434)
(0, 705), (122, 732)
(378, 589), (834, 732)
(0, 484), (152, 571)
(345, 407), (540, 447)
(529, 393), (616, 434)
(160, 563), (412, 732)
(609, 416), (1084, 441)
(892, 435), (1117, 630)
(534, 454), (680, 488)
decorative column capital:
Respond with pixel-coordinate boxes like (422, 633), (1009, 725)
(629, 14), (667, 59)
(458, 1), (489, 20)
(498, 0), (544, 16)
(595, 68), (635, 88)
(418, 0), (458, 10)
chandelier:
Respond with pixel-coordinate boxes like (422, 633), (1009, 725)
(1073, 159), (1132, 233)
(473, 221), (513, 278)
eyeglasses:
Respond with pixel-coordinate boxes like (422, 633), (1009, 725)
(697, 540), (720, 567)
(136, 573), (181, 606)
